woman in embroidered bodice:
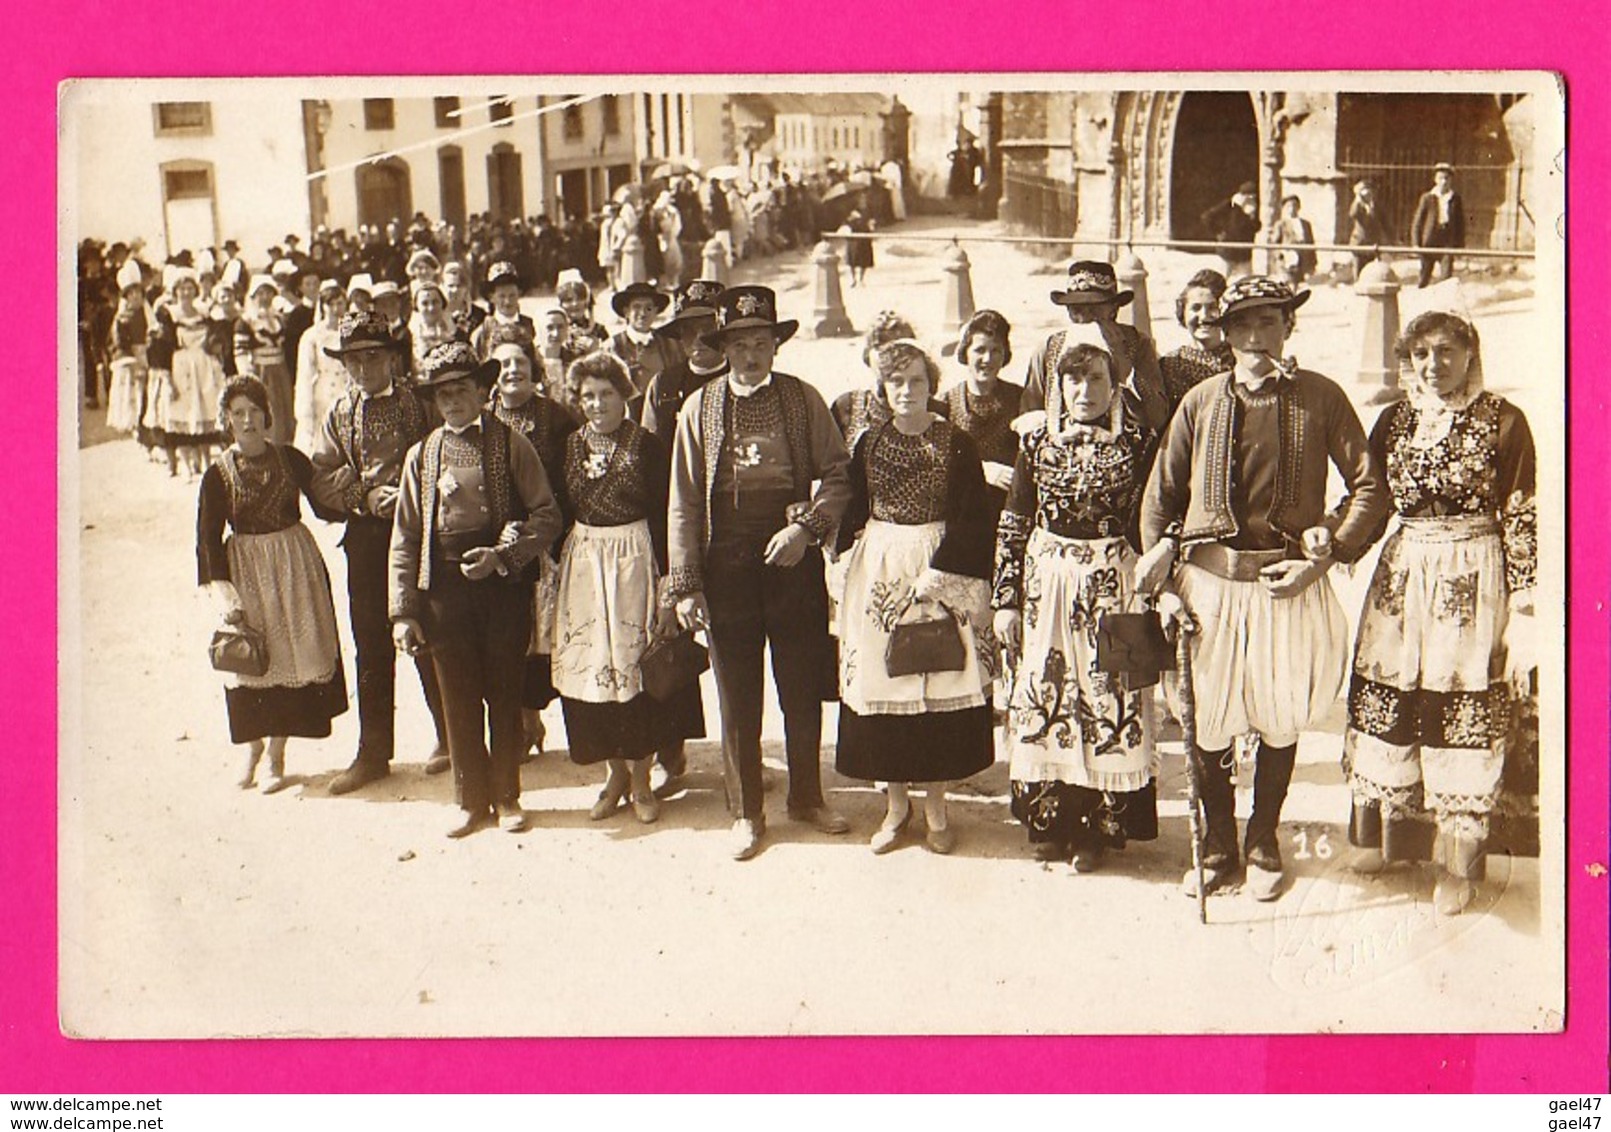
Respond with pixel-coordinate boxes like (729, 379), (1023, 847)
(833, 340), (996, 855)
(1343, 309), (1536, 915)
(992, 325), (1159, 871)
(831, 311), (927, 451)
(1158, 269), (1234, 416)
(196, 377), (347, 793)
(944, 309), (1022, 516)
(550, 352), (680, 826)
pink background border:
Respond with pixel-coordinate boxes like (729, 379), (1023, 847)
(15, 0), (1607, 1093)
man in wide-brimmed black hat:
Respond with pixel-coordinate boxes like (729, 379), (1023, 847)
(311, 312), (451, 795)
(1020, 260), (1168, 433)
(1137, 276), (1387, 902)
(667, 285), (853, 860)
(639, 279), (727, 444)
(389, 341), (563, 839)
(606, 281), (680, 412)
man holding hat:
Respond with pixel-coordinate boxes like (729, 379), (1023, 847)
(1021, 261), (1168, 433)
(390, 341), (563, 838)
(668, 284), (853, 859)
(608, 281), (682, 412)
(1411, 162), (1466, 288)
(1136, 276), (1388, 901)
(311, 312), (451, 795)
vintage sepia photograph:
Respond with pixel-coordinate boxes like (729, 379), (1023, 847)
(59, 72), (1565, 1040)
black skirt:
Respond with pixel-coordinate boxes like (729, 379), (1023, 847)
(834, 704), (995, 783)
(223, 657), (348, 744)
(560, 694), (677, 764)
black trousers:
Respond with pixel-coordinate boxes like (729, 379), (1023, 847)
(343, 518), (446, 765)
(424, 568), (532, 815)
(704, 518), (832, 822)
(1417, 229), (1458, 287)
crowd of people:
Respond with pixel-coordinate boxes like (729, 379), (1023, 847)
(77, 161), (905, 418)
(85, 207), (1536, 916)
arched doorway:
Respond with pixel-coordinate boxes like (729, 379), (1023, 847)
(1169, 92), (1258, 242)
(356, 158), (412, 229)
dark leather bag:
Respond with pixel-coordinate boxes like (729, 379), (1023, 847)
(1095, 611), (1173, 690)
(209, 623), (269, 678)
(885, 606), (967, 678)
(639, 630), (710, 701)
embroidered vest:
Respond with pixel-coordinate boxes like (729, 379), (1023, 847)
(696, 373), (814, 546)
(414, 414), (521, 590)
(1183, 373), (1309, 547)
(331, 387), (428, 485)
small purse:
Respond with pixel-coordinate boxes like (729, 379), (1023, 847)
(639, 630), (710, 701)
(885, 604), (967, 678)
(209, 623), (269, 678)
(1094, 610), (1173, 690)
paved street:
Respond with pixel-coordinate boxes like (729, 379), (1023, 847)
(63, 215), (1560, 1039)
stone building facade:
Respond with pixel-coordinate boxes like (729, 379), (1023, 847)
(997, 89), (1536, 266)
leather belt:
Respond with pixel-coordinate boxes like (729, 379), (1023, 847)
(1183, 543), (1297, 582)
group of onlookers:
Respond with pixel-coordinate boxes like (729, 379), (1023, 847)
(1198, 163), (1471, 288)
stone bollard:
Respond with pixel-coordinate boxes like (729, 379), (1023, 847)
(1355, 259), (1404, 404)
(1114, 251), (1153, 342)
(701, 237), (728, 286)
(939, 242), (976, 355)
(811, 240), (856, 339)
(620, 233), (647, 288)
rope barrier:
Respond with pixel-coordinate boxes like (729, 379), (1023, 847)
(819, 229), (1535, 261)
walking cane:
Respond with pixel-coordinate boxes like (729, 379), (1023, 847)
(1174, 617), (1208, 925)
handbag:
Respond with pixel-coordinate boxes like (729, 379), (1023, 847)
(209, 622), (269, 678)
(639, 629), (709, 701)
(885, 603), (967, 678)
(1094, 610), (1173, 690)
